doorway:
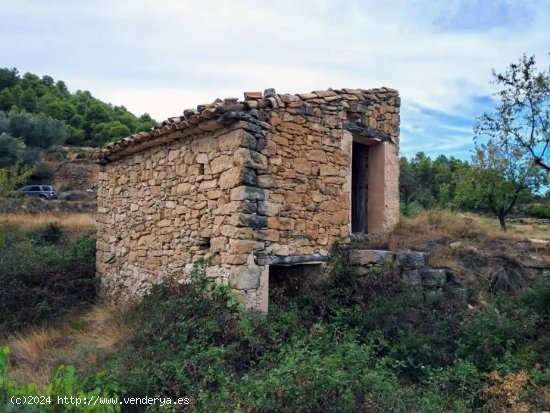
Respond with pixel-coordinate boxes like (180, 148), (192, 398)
(351, 141), (369, 233)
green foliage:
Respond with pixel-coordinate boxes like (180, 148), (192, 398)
(400, 200), (421, 217)
(399, 152), (469, 209)
(0, 164), (36, 195)
(476, 53), (550, 173)
(0, 223), (98, 334)
(525, 202), (550, 219)
(1, 346), (120, 412)
(89, 254), (549, 412)
(455, 139), (544, 230)
(0, 67), (156, 151)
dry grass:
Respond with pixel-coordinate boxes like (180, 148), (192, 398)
(0, 213), (96, 239)
(2, 303), (129, 388)
(388, 210), (550, 251)
(382, 210), (550, 295)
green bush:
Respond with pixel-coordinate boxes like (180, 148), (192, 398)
(0, 223), (98, 334)
(525, 203), (550, 219)
(88, 252), (550, 412)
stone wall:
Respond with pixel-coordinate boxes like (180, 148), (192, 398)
(96, 87), (400, 307)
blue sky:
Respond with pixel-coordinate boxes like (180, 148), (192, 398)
(1, 0), (549, 159)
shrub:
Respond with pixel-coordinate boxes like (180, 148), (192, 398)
(43, 146), (67, 162)
(52, 246), (544, 412)
(525, 203), (550, 219)
(0, 223), (98, 334)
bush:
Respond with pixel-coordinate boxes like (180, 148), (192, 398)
(525, 203), (550, 219)
(76, 151), (91, 160)
(0, 223), (98, 334)
(90, 251), (549, 412)
(28, 162), (54, 184)
(43, 146), (67, 162)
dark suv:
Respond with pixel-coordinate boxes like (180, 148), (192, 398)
(18, 185), (58, 200)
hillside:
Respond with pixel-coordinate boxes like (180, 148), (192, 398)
(0, 211), (548, 412)
(0, 67), (156, 153)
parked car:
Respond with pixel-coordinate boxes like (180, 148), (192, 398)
(18, 185), (58, 200)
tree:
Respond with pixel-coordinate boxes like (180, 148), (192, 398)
(0, 165), (36, 195)
(476, 54), (550, 173)
(455, 139), (544, 230)
(0, 133), (25, 168)
(0, 68), (18, 90)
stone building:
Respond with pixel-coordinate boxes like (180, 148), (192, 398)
(95, 87), (400, 310)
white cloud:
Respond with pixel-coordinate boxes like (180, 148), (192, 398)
(1, 0), (549, 157)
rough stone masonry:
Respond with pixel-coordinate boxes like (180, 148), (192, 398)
(95, 87), (400, 310)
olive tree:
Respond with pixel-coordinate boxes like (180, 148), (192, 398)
(456, 139), (544, 230)
(476, 54), (549, 173)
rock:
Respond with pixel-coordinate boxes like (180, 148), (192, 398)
(230, 186), (266, 201)
(229, 268), (262, 290)
(349, 249), (394, 265)
(403, 269), (421, 286)
(420, 268), (447, 287)
(210, 155), (233, 174)
(318, 164), (339, 176)
(233, 148), (268, 170)
(229, 239), (264, 254)
(522, 255), (550, 269)
(253, 229), (280, 242)
(267, 217), (295, 231)
(395, 251), (429, 269)
(263, 88), (276, 97)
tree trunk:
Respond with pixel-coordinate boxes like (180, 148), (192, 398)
(498, 214), (507, 231)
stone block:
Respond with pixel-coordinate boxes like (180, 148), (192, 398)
(234, 148), (268, 170)
(210, 155), (233, 174)
(220, 225), (253, 239)
(293, 158), (312, 175)
(257, 201), (280, 216)
(395, 251), (429, 269)
(257, 174), (277, 189)
(268, 216), (295, 230)
(229, 239), (265, 254)
(230, 186), (266, 201)
(230, 267), (261, 290)
(210, 237), (227, 253)
(228, 213), (268, 229)
(253, 229), (280, 242)
(307, 149), (327, 162)
(349, 250), (394, 265)
(318, 164), (339, 176)
(218, 167), (257, 189)
(218, 129), (257, 151)
(222, 254), (248, 265)
(420, 268), (448, 287)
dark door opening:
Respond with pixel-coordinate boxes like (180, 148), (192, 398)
(351, 141), (369, 233)
(269, 264), (321, 308)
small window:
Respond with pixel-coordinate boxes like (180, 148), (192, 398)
(29, 186), (41, 191)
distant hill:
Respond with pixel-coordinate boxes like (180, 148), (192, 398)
(0, 67), (156, 148)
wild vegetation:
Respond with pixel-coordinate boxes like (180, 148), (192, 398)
(0, 213), (548, 412)
(0, 68), (156, 193)
(0, 68), (156, 148)
(0, 54), (549, 412)
(0, 221), (97, 334)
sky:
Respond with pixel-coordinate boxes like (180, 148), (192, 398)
(1, 0), (549, 159)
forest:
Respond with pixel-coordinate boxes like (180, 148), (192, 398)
(0, 67), (156, 154)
